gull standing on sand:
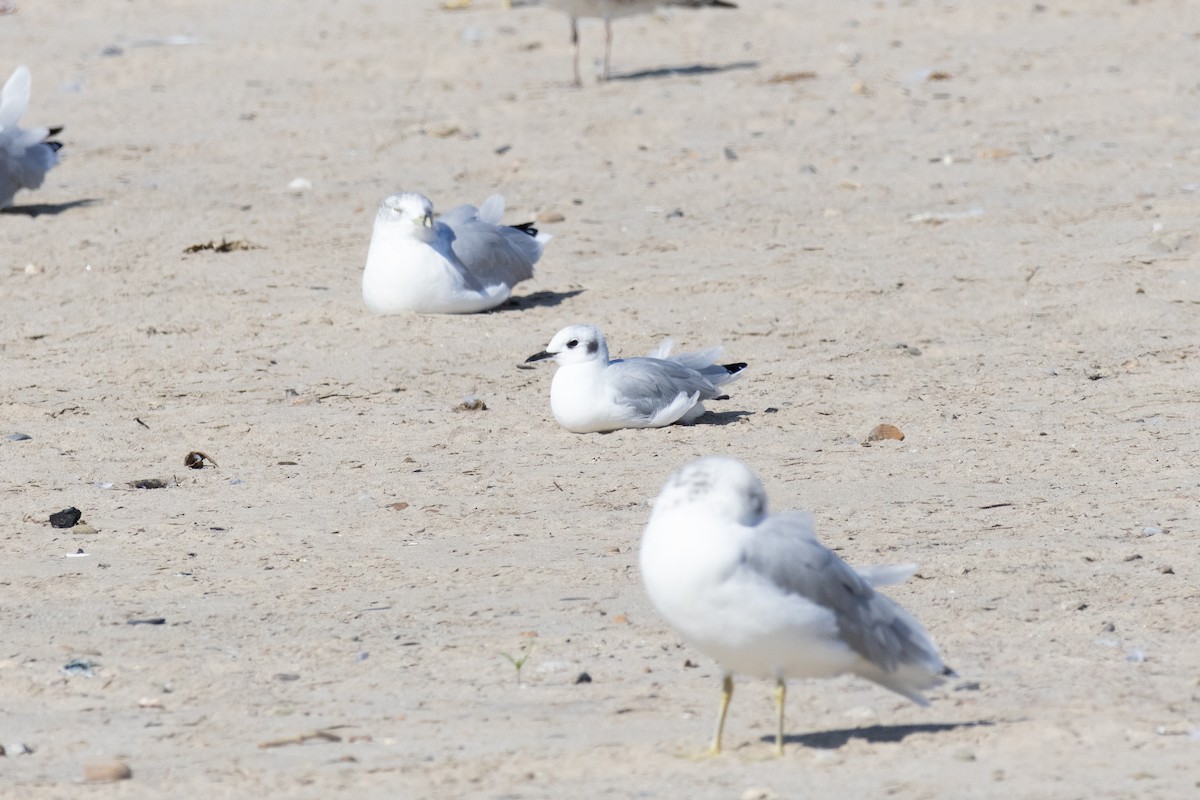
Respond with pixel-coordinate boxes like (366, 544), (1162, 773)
(362, 192), (551, 314)
(537, 0), (738, 85)
(1, 65), (63, 209)
(524, 323), (746, 433)
(640, 457), (953, 755)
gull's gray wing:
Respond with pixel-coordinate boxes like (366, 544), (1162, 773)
(647, 341), (746, 388)
(740, 512), (942, 676)
(440, 196), (543, 289)
(605, 357), (723, 417)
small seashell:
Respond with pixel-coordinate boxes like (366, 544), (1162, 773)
(455, 396), (487, 412)
(865, 423), (905, 442)
(184, 451), (217, 469)
(83, 758), (132, 783)
(741, 788), (775, 800)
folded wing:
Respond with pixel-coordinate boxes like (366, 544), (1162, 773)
(606, 357), (725, 419)
(441, 195), (546, 290)
(740, 513), (946, 689)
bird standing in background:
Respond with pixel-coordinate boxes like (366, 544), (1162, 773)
(539, 0), (738, 85)
(0, 65), (63, 209)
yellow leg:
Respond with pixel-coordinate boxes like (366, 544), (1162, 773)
(708, 674), (734, 755)
(773, 679), (787, 756)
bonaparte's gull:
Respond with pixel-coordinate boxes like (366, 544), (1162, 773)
(0, 66), (63, 209)
(538, 0), (738, 85)
(641, 457), (953, 754)
(525, 323), (745, 433)
(362, 192), (551, 315)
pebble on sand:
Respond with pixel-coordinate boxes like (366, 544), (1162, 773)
(83, 758), (132, 783)
(49, 507), (82, 529)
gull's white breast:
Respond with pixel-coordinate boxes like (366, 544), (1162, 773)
(549, 362), (622, 433)
(362, 223), (507, 315)
(641, 509), (859, 681)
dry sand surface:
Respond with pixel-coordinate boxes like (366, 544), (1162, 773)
(3, 0), (1200, 796)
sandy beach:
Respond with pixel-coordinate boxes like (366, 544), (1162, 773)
(2, 0), (1199, 796)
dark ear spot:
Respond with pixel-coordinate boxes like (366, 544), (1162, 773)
(749, 493), (765, 518)
(587, 340), (599, 355)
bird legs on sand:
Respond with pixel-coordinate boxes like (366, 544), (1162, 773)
(604, 18), (614, 80)
(708, 675), (788, 756)
(568, 16), (615, 86)
(569, 17), (582, 86)
(708, 674), (734, 755)
(773, 679), (787, 756)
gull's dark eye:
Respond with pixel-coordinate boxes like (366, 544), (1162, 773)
(567, 339), (579, 348)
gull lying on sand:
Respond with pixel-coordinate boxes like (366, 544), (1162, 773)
(537, 0), (738, 85)
(525, 323), (745, 433)
(1, 65), (63, 209)
(641, 457), (954, 755)
(362, 192), (550, 314)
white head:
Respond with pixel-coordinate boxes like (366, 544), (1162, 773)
(525, 323), (610, 366)
(654, 457), (768, 526)
(377, 192), (435, 236)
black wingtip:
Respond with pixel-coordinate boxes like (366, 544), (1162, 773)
(722, 362), (748, 375)
(509, 221), (539, 238)
(47, 125), (65, 137)
(45, 141), (64, 153)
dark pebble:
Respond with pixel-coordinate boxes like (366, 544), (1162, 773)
(50, 507), (82, 528)
(574, 672), (592, 684)
(8, 432), (32, 441)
